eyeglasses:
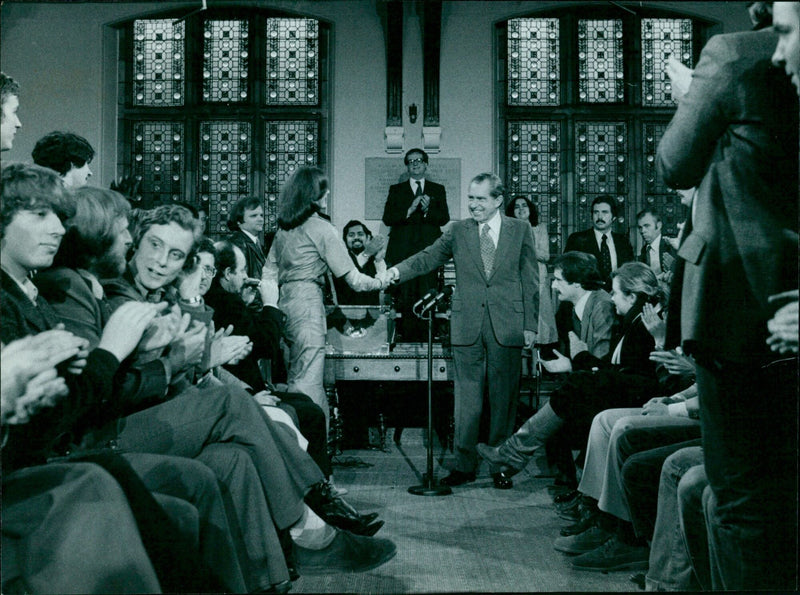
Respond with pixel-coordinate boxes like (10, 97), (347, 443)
(201, 265), (217, 277)
(407, 158), (425, 165)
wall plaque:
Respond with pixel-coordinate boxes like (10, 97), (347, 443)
(365, 157), (462, 220)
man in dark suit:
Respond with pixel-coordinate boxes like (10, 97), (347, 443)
(564, 195), (634, 287)
(658, 25), (798, 590)
(635, 209), (676, 282)
(334, 219), (385, 305)
(382, 148), (450, 340)
(382, 173), (538, 488)
(227, 196), (267, 279)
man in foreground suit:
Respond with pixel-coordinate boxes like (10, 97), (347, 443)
(564, 195), (633, 287)
(382, 148), (449, 340)
(381, 173), (538, 489)
(657, 22), (798, 590)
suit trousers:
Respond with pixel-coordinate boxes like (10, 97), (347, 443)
(2, 462), (161, 594)
(645, 446), (705, 592)
(451, 309), (521, 473)
(578, 408), (701, 523)
(695, 358), (798, 590)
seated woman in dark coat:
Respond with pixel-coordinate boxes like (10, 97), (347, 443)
(477, 262), (666, 481)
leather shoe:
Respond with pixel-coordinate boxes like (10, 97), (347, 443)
(295, 530), (396, 575)
(476, 443), (520, 475)
(304, 482), (383, 536)
(553, 489), (579, 504)
(491, 472), (513, 489)
(439, 470), (476, 486)
(560, 513), (595, 537)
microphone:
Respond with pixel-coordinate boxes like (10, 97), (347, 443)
(419, 285), (454, 314)
(412, 288), (438, 311)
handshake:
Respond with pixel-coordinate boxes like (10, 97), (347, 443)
(374, 267), (400, 290)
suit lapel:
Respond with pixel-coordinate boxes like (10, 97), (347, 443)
(1, 270), (58, 333)
(490, 216), (516, 280)
(462, 219), (486, 277)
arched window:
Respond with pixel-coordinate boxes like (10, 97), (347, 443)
(116, 8), (330, 236)
(497, 6), (712, 253)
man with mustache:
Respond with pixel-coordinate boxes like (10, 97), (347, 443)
(564, 195), (634, 288)
(333, 220), (385, 305)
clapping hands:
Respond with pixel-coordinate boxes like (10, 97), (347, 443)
(641, 303), (666, 347)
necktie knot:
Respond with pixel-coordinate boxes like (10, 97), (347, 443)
(415, 181), (423, 197)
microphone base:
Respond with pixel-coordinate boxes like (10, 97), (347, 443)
(408, 482), (452, 497)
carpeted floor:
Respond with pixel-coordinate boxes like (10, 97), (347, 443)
(293, 428), (639, 593)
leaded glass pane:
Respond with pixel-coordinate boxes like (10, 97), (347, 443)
(507, 121), (561, 247)
(575, 122), (627, 228)
(133, 19), (185, 106)
(198, 122), (252, 235)
(203, 20), (249, 103)
(265, 18), (319, 105)
(643, 121), (682, 235)
(507, 18), (560, 106)
(264, 120), (318, 230)
(131, 122), (185, 204)
(641, 19), (693, 106)
(578, 19), (624, 103)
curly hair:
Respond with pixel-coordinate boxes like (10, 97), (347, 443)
(0, 163), (71, 240)
(505, 195), (539, 227)
(53, 186), (131, 271)
(342, 219), (372, 243)
(132, 204), (199, 271)
(32, 131), (95, 177)
(277, 166), (328, 230)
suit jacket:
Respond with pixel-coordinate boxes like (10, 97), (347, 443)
(395, 215), (538, 347)
(564, 228), (634, 277)
(229, 230), (267, 279)
(556, 290), (616, 360)
(382, 179), (449, 266)
(0, 269), (122, 470)
(637, 238), (677, 274)
(657, 29), (799, 363)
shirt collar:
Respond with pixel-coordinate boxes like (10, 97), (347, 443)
(574, 290), (591, 320)
(77, 269), (106, 300)
(480, 210), (502, 236)
(241, 228), (259, 244)
(2, 266), (38, 304)
(594, 228), (613, 244)
(409, 178), (425, 192)
(648, 234), (662, 248)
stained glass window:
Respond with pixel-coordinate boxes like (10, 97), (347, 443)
(507, 18), (560, 106)
(507, 121), (561, 245)
(642, 121), (682, 235)
(198, 122), (252, 234)
(131, 121), (184, 204)
(641, 18), (693, 106)
(203, 20), (249, 103)
(577, 19), (624, 103)
(133, 19), (185, 106)
(266, 18), (319, 105)
(575, 122), (627, 228)
(264, 120), (319, 229)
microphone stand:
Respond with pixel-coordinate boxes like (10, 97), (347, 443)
(408, 300), (452, 497)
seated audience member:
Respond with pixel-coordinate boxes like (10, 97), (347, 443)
(506, 196), (558, 345)
(197, 203), (209, 236)
(0, 72), (21, 152)
(477, 263), (665, 485)
(227, 196), (268, 279)
(333, 219), (386, 305)
(100, 203), (394, 576)
(0, 164), (237, 592)
(31, 130), (94, 188)
(202, 239), (335, 484)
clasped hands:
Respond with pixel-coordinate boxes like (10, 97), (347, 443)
(375, 267), (399, 290)
(407, 194), (431, 218)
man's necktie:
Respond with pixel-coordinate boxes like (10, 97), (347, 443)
(600, 234), (612, 280)
(415, 181), (423, 197)
(645, 244), (652, 267)
(480, 225), (495, 276)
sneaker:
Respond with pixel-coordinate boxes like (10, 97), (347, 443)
(553, 525), (613, 554)
(295, 530), (396, 575)
(569, 536), (649, 572)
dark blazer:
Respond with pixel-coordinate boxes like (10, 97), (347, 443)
(382, 179), (449, 266)
(564, 228), (634, 277)
(637, 238), (677, 274)
(395, 215), (538, 347)
(556, 290), (616, 360)
(229, 230), (267, 279)
(0, 269), (121, 470)
(657, 29), (798, 363)
(204, 282), (286, 387)
(572, 310), (656, 379)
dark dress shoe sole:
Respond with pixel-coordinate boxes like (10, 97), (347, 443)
(295, 531), (396, 575)
(492, 472), (513, 489)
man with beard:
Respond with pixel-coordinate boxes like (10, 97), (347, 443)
(565, 195), (634, 288)
(333, 220), (385, 305)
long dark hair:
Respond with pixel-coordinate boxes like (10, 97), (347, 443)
(277, 166), (328, 230)
(505, 195), (539, 226)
